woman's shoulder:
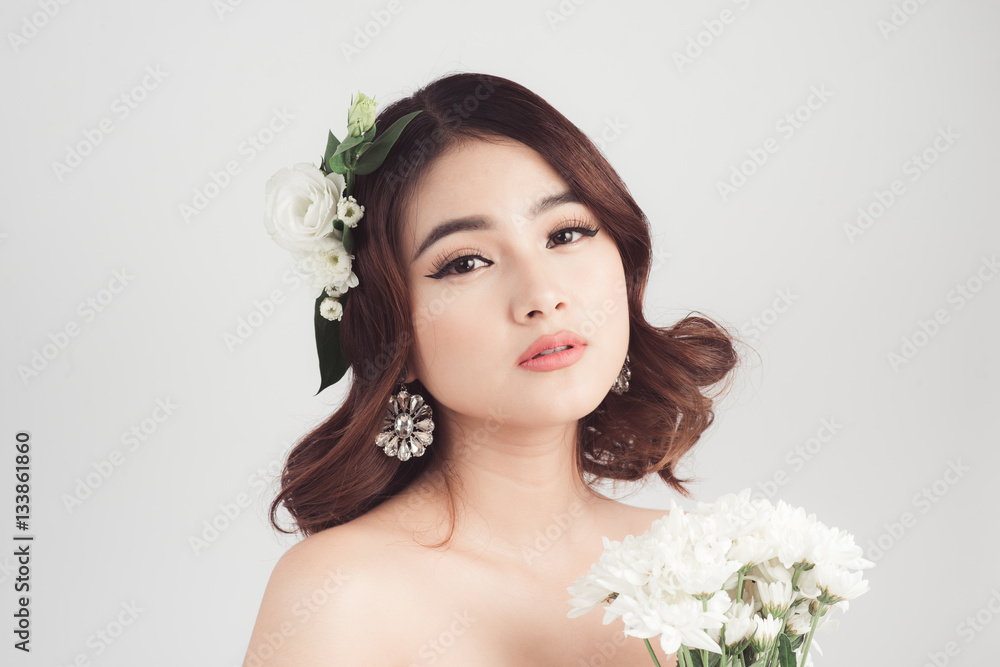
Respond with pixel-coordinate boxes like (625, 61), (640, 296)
(602, 500), (673, 538)
(242, 518), (411, 665)
(267, 509), (415, 603)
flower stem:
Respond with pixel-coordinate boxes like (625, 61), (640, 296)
(790, 564), (804, 591)
(736, 570), (745, 602)
(799, 602), (826, 664)
(643, 638), (662, 666)
(701, 598), (709, 667)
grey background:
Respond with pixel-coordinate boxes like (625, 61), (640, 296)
(1, 0), (998, 664)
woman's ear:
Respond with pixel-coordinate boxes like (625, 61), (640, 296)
(404, 352), (418, 384)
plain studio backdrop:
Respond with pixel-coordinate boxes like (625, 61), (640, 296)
(1, 0), (998, 664)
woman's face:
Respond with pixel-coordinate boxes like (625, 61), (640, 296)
(399, 137), (629, 430)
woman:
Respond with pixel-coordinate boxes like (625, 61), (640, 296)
(243, 72), (739, 666)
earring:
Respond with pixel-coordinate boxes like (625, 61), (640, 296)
(375, 366), (435, 461)
(611, 354), (631, 395)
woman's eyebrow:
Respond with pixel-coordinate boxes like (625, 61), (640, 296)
(411, 189), (580, 263)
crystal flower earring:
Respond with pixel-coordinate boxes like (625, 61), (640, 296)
(611, 354), (631, 395)
(375, 366), (435, 461)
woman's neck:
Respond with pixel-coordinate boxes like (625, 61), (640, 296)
(393, 407), (615, 565)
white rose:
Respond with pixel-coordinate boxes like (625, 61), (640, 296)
(264, 163), (347, 257)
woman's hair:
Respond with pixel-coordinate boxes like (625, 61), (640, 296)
(268, 71), (741, 542)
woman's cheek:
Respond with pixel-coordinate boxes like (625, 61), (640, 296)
(410, 286), (474, 369)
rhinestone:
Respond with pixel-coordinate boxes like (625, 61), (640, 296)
(394, 413), (414, 439)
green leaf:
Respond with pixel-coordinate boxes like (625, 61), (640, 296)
(332, 131), (368, 158)
(333, 218), (344, 233)
(323, 131), (341, 167)
(342, 225), (353, 254)
(328, 151), (348, 175)
(693, 651), (722, 667)
(354, 110), (422, 175)
(314, 292), (351, 395)
(777, 634), (796, 667)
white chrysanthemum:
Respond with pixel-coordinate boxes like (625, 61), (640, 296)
(295, 237), (359, 294)
(609, 588), (730, 655)
(568, 501), (740, 655)
(336, 195), (364, 227)
(264, 163), (346, 258)
(786, 601), (839, 636)
(749, 613), (784, 651)
(692, 489), (775, 572)
(729, 532), (776, 569)
(756, 579), (796, 617)
(799, 561), (871, 604)
(788, 606), (831, 667)
(644, 501), (744, 597)
(811, 524), (876, 571)
(568, 492), (868, 660)
(765, 500), (830, 569)
(707, 600), (755, 648)
(692, 488), (773, 539)
(319, 297), (343, 321)
(567, 536), (642, 619)
(567, 532), (665, 621)
(752, 556), (794, 587)
(325, 284), (343, 298)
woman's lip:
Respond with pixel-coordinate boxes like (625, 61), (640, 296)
(516, 330), (589, 366)
(517, 344), (586, 372)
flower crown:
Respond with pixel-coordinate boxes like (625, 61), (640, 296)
(263, 91), (421, 394)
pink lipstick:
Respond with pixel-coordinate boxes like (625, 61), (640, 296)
(517, 331), (587, 372)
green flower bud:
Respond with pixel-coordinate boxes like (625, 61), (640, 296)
(347, 91), (377, 137)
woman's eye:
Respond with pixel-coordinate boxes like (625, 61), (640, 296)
(450, 257), (488, 274)
(551, 228), (582, 245)
(428, 255), (492, 279)
(426, 224), (598, 279)
(548, 225), (599, 248)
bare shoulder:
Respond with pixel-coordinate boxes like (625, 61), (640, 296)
(606, 501), (673, 538)
(241, 520), (405, 666)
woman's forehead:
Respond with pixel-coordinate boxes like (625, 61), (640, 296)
(401, 140), (570, 230)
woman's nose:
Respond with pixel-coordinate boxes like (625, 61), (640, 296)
(512, 259), (569, 323)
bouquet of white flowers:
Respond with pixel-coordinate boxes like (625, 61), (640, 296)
(567, 489), (874, 666)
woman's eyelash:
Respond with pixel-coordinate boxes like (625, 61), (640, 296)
(425, 221), (600, 280)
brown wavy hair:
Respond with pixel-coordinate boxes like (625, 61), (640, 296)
(268, 71), (741, 541)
